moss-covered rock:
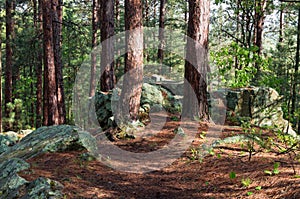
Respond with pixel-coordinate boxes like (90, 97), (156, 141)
(0, 158), (29, 199)
(222, 87), (296, 136)
(0, 135), (14, 155)
(94, 83), (182, 129)
(0, 158), (64, 199)
(141, 83), (164, 106)
(0, 125), (98, 162)
(20, 177), (64, 199)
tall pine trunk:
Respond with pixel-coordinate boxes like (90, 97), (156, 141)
(5, 0), (14, 130)
(89, 0), (100, 97)
(35, 0), (43, 128)
(100, 0), (115, 92)
(158, 0), (166, 66)
(42, 0), (59, 125)
(182, 0), (210, 120)
(0, 16), (2, 133)
(291, 8), (300, 122)
(253, 0), (267, 80)
(53, 0), (66, 124)
(119, 0), (143, 121)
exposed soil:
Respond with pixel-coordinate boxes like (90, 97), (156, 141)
(19, 117), (300, 199)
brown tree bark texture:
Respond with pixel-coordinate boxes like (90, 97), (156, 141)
(182, 0), (210, 120)
(89, 0), (100, 97)
(100, 0), (115, 92)
(36, 0), (43, 128)
(119, 0), (143, 121)
(5, 0), (14, 120)
(42, 0), (59, 125)
(53, 0), (66, 124)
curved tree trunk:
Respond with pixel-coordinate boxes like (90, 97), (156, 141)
(182, 0), (210, 120)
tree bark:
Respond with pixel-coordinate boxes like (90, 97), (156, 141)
(5, 0), (14, 130)
(115, 0), (121, 71)
(254, 0), (267, 75)
(182, 0), (210, 120)
(90, 0), (100, 97)
(53, 0), (66, 124)
(42, 0), (59, 125)
(158, 0), (166, 65)
(0, 16), (2, 133)
(119, 0), (143, 121)
(100, 0), (115, 92)
(36, 0), (43, 128)
(291, 8), (300, 119)
(279, 3), (284, 43)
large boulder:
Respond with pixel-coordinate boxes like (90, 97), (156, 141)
(0, 158), (29, 198)
(0, 125), (98, 162)
(222, 87), (296, 136)
(0, 135), (15, 155)
(94, 83), (182, 129)
(94, 89), (119, 130)
(0, 125), (98, 198)
(0, 158), (63, 199)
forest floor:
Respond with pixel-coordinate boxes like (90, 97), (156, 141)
(19, 114), (300, 199)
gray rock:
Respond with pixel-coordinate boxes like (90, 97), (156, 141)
(0, 125), (98, 162)
(0, 135), (14, 154)
(19, 129), (33, 136)
(141, 83), (164, 106)
(3, 131), (19, 143)
(95, 90), (119, 130)
(0, 158), (64, 199)
(141, 83), (182, 113)
(94, 83), (182, 129)
(20, 177), (64, 199)
(0, 158), (29, 199)
(220, 87), (297, 136)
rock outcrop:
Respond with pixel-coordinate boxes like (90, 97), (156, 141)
(221, 87), (296, 136)
(95, 83), (182, 129)
(0, 125), (98, 198)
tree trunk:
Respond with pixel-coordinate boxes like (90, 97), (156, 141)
(254, 0), (267, 76)
(5, 0), (14, 130)
(119, 0), (143, 121)
(279, 3), (284, 43)
(143, 0), (150, 62)
(90, 0), (100, 97)
(100, 0), (115, 92)
(0, 17), (2, 133)
(53, 0), (66, 124)
(182, 0), (210, 120)
(291, 8), (300, 119)
(36, 0), (43, 128)
(115, 0), (121, 71)
(158, 0), (166, 66)
(42, 0), (59, 125)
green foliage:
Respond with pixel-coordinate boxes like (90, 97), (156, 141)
(3, 99), (26, 132)
(211, 42), (271, 88)
(247, 191), (253, 196)
(264, 162), (280, 176)
(229, 171), (236, 179)
(241, 177), (252, 187)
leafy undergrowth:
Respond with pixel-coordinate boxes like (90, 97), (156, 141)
(19, 116), (300, 199)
